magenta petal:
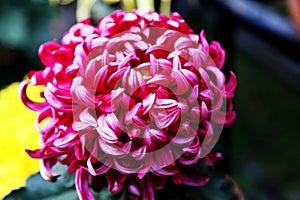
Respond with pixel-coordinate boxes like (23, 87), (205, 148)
(153, 176), (167, 190)
(206, 66), (225, 88)
(105, 113), (123, 136)
(73, 108), (97, 132)
(75, 168), (95, 200)
(175, 36), (196, 50)
(128, 184), (141, 197)
(225, 71), (237, 97)
(132, 116), (149, 127)
(44, 87), (72, 112)
(175, 171), (210, 187)
(19, 81), (48, 111)
(141, 93), (155, 115)
(124, 68), (147, 96)
(71, 77), (95, 108)
(87, 157), (111, 176)
(106, 170), (126, 194)
(200, 30), (209, 52)
(189, 34), (199, 43)
(38, 39), (60, 67)
(171, 70), (190, 95)
(35, 107), (52, 132)
(153, 146), (174, 169)
(225, 111), (236, 126)
(126, 102), (142, 123)
(53, 132), (77, 148)
(149, 54), (159, 75)
(136, 155), (153, 179)
(46, 82), (72, 102)
(26, 149), (57, 159)
(91, 37), (109, 49)
(29, 69), (48, 85)
(98, 138), (126, 157)
(114, 159), (141, 174)
(181, 68), (199, 86)
(94, 65), (109, 93)
(155, 98), (177, 109)
(151, 161), (178, 177)
(154, 107), (180, 129)
(107, 67), (128, 88)
(97, 115), (118, 142)
(141, 175), (155, 200)
(203, 152), (223, 166)
(123, 12), (138, 21)
(40, 159), (60, 182)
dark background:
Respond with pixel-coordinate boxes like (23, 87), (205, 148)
(0, 0), (299, 199)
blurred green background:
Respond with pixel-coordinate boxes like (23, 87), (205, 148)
(0, 0), (299, 199)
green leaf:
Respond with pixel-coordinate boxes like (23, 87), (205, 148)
(4, 164), (78, 200)
(184, 169), (241, 200)
(4, 164), (126, 200)
(4, 163), (241, 200)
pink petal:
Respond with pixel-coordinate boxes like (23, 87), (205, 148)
(225, 71), (237, 98)
(153, 146), (174, 169)
(71, 77), (95, 108)
(87, 157), (111, 176)
(171, 69), (190, 95)
(40, 159), (60, 182)
(141, 93), (156, 115)
(19, 81), (48, 112)
(153, 107), (180, 129)
(140, 176), (155, 200)
(75, 168), (95, 200)
(96, 115), (118, 142)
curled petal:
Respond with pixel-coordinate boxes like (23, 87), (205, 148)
(225, 71), (237, 98)
(44, 87), (72, 112)
(171, 69), (190, 95)
(76, 168), (95, 200)
(38, 39), (61, 67)
(141, 175), (155, 200)
(128, 184), (141, 197)
(19, 81), (48, 112)
(71, 77), (96, 108)
(141, 93), (156, 115)
(53, 132), (78, 148)
(97, 115), (118, 142)
(153, 107), (180, 129)
(40, 159), (60, 182)
(87, 157), (111, 176)
(200, 30), (209, 52)
(105, 170), (126, 194)
(153, 146), (174, 169)
(98, 138), (128, 157)
(174, 173), (209, 187)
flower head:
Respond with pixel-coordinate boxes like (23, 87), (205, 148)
(20, 9), (236, 200)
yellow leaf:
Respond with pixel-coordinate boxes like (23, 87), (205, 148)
(0, 83), (41, 199)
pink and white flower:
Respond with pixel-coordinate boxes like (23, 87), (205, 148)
(20, 9), (236, 200)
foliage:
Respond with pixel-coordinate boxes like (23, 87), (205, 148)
(0, 83), (42, 199)
(5, 163), (241, 200)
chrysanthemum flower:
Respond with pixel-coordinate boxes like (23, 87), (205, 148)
(20, 9), (236, 200)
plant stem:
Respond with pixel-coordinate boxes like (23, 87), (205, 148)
(121, 0), (137, 12)
(136, 0), (155, 11)
(160, 0), (172, 17)
(76, 0), (96, 22)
